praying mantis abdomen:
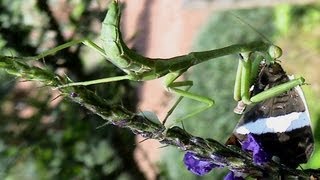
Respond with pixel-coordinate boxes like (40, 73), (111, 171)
(100, 0), (154, 76)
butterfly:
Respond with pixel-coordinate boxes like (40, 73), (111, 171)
(227, 62), (314, 168)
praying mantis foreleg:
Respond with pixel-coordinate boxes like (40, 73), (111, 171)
(233, 50), (306, 114)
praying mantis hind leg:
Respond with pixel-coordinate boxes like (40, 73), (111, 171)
(29, 38), (134, 88)
(163, 71), (215, 126)
(29, 39), (87, 61)
(28, 38), (103, 61)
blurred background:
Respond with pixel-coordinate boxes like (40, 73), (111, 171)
(0, 0), (319, 179)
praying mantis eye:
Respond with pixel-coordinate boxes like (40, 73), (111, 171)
(268, 45), (282, 59)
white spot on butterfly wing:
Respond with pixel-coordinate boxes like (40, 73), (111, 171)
(236, 76), (312, 135)
(235, 111), (310, 135)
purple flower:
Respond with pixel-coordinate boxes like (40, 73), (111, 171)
(183, 152), (220, 176)
(241, 134), (270, 165)
(224, 171), (245, 180)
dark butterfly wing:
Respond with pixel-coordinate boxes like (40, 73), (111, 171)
(228, 62), (314, 168)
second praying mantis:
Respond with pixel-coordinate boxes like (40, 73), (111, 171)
(26, 0), (305, 124)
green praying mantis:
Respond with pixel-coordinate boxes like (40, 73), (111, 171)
(27, 0), (305, 125)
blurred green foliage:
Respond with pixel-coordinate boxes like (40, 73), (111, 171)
(0, 0), (143, 179)
(160, 3), (320, 180)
